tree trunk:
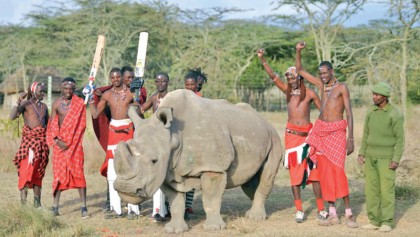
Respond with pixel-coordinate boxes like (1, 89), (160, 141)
(400, 27), (409, 119)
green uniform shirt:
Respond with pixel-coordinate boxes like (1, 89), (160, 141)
(358, 103), (405, 163)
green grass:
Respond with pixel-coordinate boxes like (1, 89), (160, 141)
(0, 201), (61, 237)
(0, 200), (94, 237)
(396, 184), (419, 201)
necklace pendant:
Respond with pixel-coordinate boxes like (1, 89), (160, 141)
(290, 89), (301, 96)
(60, 99), (72, 111)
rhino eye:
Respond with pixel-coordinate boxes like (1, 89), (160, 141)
(151, 159), (158, 164)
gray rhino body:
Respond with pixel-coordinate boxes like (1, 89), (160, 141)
(114, 89), (282, 233)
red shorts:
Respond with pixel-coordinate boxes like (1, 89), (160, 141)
(316, 153), (349, 202)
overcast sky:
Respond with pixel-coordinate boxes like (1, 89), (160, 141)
(0, 0), (388, 27)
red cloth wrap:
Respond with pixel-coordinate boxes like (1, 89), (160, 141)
(100, 120), (134, 177)
(285, 123), (318, 185)
(14, 125), (49, 181)
(138, 87), (147, 104)
(17, 156), (43, 189)
(315, 153), (349, 201)
(47, 96), (87, 193)
(306, 119), (347, 169)
(92, 85), (113, 151)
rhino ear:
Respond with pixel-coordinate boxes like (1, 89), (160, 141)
(128, 105), (142, 128)
(155, 107), (173, 129)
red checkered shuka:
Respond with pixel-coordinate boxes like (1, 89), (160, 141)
(47, 96), (86, 192)
(306, 119), (347, 169)
(13, 125), (49, 177)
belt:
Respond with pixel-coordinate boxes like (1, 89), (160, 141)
(286, 128), (309, 137)
(110, 125), (134, 134)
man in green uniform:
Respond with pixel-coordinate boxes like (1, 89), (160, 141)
(358, 82), (405, 232)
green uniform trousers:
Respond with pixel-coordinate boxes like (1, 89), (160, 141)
(365, 156), (396, 227)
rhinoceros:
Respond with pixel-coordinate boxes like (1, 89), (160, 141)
(113, 89), (282, 233)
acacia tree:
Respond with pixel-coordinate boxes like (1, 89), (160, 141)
(0, 26), (41, 90)
(271, 0), (367, 62)
(25, 0), (180, 86)
(334, 0), (420, 115)
(390, 0), (420, 118)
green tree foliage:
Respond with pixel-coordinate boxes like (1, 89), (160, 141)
(0, 0), (419, 110)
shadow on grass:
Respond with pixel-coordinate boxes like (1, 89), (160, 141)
(182, 183), (295, 228)
(57, 190), (156, 217)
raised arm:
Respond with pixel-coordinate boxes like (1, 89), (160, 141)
(90, 93), (108, 119)
(257, 48), (287, 93)
(295, 42), (323, 90)
(9, 92), (27, 120)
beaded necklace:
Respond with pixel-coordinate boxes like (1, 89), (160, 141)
(112, 84), (127, 102)
(60, 98), (72, 111)
(290, 89), (301, 96)
(324, 78), (338, 92)
(31, 100), (45, 126)
(319, 80), (339, 116)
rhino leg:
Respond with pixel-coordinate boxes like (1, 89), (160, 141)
(245, 135), (282, 221)
(241, 170), (261, 200)
(201, 171), (227, 231)
(161, 185), (189, 234)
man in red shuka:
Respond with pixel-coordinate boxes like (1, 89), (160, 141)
(11, 81), (49, 208)
(47, 77), (89, 219)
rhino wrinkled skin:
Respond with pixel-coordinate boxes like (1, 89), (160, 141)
(113, 89), (282, 233)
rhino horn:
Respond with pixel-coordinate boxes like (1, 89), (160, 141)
(155, 107), (173, 128)
(128, 105), (142, 128)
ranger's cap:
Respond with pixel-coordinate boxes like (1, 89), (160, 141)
(372, 82), (391, 97)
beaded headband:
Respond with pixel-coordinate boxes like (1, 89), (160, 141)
(30, 82), (39, 94)
(284, 67), (298, 78)
(62, 81), (76, 87)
